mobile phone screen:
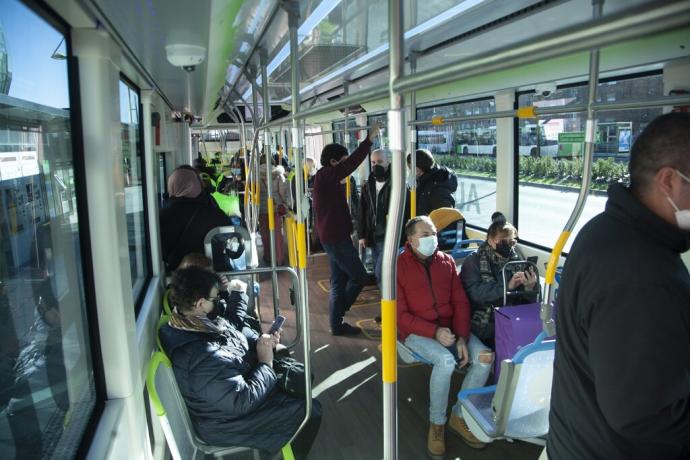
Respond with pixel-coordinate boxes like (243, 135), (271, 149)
(268, 315), (286, 334)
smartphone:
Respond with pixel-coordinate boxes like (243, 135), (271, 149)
(268, 315), (286, 334)
(527, 256), (538, 265)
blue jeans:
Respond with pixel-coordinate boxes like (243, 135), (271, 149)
(370, 240), (385, 289)
(322, 240), (368, 332)
(405, 333), (492, 425)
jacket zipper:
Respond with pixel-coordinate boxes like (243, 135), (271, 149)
(422, 262), (440, 325)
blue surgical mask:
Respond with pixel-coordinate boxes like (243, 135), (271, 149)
(416, 235), (438, 257)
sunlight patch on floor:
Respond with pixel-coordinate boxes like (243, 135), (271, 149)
(312, 356), (377, 398)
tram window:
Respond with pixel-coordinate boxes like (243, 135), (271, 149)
(332, 118), (358, 150)
(516, 74), (663, 250)
(119, 79), (150, 306)
(0, 1), (100, 457)
(417, 98), (497, 228)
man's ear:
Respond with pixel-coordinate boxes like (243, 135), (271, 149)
(193, 297), (205, 313)
(330, 158), (338, 167)
(655, 166), (675, 196)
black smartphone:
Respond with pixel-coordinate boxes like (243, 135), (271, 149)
(527, 256), (538, 265)
(268, 315), (286, 334)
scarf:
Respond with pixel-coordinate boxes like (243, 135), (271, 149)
(168, 310), (227, 335)
(168, 168), (202, 198)
(476, 242), (520, 283)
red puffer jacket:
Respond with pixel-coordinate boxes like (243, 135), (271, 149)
(397, 244), (471, 342)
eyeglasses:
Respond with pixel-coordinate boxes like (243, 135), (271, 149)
(498, 238), (517, 246)
(205, 295), (222, 303)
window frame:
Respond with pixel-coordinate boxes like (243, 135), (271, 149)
(17, 0), (108, 457)
(118, 73), (152, 313)
(512, 70), (664, 253)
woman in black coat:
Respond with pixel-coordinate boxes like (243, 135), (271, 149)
(160, 167), (232, 270)
(159, 267), (321, 458)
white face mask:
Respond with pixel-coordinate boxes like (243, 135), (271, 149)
(416, 235), (438, 257)
(666, 169), (690, 231)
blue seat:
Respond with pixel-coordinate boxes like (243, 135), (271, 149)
(458, 332), (555, 444)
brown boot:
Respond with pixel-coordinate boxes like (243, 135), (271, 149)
(427, 423), (445, 458)
(448, 413), (486, 449)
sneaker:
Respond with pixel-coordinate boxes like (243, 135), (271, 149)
(448, 413), (486, 449)
(331, 322), (362, 336)
(427, 423), (445, 458)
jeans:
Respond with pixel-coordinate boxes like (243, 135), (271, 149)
(370, 239), (385, 289)
(405, 333), (492, 425)
(321, 240), (368, 332)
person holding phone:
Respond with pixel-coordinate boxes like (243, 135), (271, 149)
(460, 220), (539, 344)
(159, 267), (321, 459)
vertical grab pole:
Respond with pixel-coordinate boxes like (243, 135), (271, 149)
(408, 51), (418, 218)
(542, 0), (604, 337)
(383, 1), (404, 459)
(261, 50), (281, 318)
(285, 0), (312, 442)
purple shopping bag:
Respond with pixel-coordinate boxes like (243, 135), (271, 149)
(493, 303), (543, 382)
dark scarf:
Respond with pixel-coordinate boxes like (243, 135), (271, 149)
(477, 241), (520, 283)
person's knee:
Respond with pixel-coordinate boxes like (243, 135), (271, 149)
(433, 353), (457, 373)
(477, 350), (494, 365)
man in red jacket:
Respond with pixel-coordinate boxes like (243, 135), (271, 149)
(397, 215), (490, 457)
(313, 123), (380, 336)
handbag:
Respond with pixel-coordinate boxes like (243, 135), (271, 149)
(273, 356), (313, 398)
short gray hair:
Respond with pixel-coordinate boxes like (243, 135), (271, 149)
(404, 215), (434, 237)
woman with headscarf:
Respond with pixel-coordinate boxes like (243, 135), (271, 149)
(160, 166), (232, 270)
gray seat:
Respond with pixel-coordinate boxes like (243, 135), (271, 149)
(458, 332), (555, 444)
(146, 351), (260, 460)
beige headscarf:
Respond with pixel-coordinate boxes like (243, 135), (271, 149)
(167, 167), (202, 198)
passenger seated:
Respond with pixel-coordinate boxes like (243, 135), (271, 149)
(177, 253), (261, 341)
(396, 216), (491, 456)
(461, 220), (538, 344)
(159, 167), (232, 270)
(159, 267), (321, 459)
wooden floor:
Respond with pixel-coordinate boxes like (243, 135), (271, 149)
(250, 253), (542, 460)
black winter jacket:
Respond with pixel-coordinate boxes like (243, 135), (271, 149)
(159, 293), (310, 453)
(548, 184), (690, 460)
(357, 175), (391, 245)
(416, 165), (457, 216)
(159, 196), (232, 270)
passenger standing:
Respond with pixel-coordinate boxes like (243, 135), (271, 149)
(313, 123), (380, 336)
(159, 167), (232, 270)
(548, 113), (690, 460)
(407, 148), (458, 216)
(259, 158), (292, 265)
(357, 149), (392, 288)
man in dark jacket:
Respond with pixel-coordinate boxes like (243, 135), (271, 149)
(407, 148), (458, 216)
(159, 267), (322, 458)
(160, 167), (232, 270)
(357, 149), (392, 287)
(312, 123), (380, 336)
(548, 113), (690, 460)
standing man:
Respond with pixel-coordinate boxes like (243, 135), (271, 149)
(358, 149), (391, 288)
(313, 123), (380, 336)
(548, 113), (690, 460)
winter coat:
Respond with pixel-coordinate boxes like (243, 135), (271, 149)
(159, 196), (232, 270)
(159, 294), (310, 454)
(397, 243), (471, 342)
(548, 184), (690, 460)
(357, 174), (391, 245)
(259, 169), (292, 214)
(416, 166), (457, 216)
(460, 244), (539, 314)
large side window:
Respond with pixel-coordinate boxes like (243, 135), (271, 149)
(119, 79), (149, 306)
(0, 1), (100, 457)
(516, 73), (663, 250)
(416, 98), (497, 228)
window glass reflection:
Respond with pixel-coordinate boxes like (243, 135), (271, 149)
(119, 80), (149, 304)
(0, 1), (97, 458)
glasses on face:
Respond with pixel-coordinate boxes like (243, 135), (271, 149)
(498, 238), (517, 246)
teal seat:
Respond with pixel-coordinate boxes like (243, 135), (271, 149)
(458, 332), (555, 444)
